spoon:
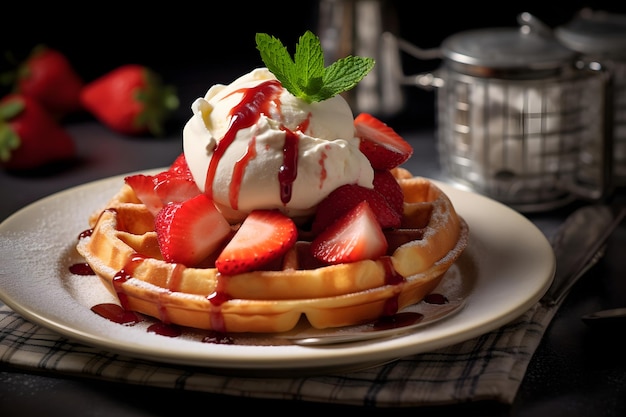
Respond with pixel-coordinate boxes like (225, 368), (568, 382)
(283, 299), (465, 346)
(582, 307), (626, 327)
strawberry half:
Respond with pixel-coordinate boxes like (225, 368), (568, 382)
(311, 201), (388, 265)
(355, 113), (413, 170)
(155, 193), (232, 266)
(215, 210), (297, 275)
(310, 183), (402, 235)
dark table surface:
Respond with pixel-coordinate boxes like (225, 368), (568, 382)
(1, 104), (626, 416)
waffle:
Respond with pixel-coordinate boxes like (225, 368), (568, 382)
(76, 168), (469, 333)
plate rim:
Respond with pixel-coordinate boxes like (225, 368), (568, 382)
(0, 169), (556, 372)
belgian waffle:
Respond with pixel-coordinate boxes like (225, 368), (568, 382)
(76, 168), (469, 333)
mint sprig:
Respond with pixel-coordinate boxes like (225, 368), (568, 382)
(255, 30), (375, 103)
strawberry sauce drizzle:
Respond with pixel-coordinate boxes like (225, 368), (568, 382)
(279, 127), (299, 204)
(112, 254), (146, 310)
(90, 303), (143, 326)
(207, 286), (229, 332)
(380, 257), (406, 316)
(381, 256), (404, 285)
(77, 228), (93, 239)
(230, 136), (257, 210)
(204, 80), (282, 199)
(318, 148), (328, 189)
(69, 245), (449, 342)
(69, 262), (94, 276)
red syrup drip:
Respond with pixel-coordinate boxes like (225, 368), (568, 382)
(204, 80), (282, 199)
(374, 293), (449, 330)
(112, 254), (146, 310)
(147, 322), (182, 337)
(372, 312), (424, 331)
(229, 136), (257, 210)
(206, 280), (231, 332)
(380, 257), (406, 316)
(279, 127), (299, 204)
(77, 228), (93, 239)
(73, 229), (96, 274)
(91, 303), (143, 326)
(318, 147), (328, 189)
(278, 116), (309, 203)
(381, 256), (404, 285)
(424, 293), (449, 305)
(382, 296), (400, 317)
(69, 263), (94, 276)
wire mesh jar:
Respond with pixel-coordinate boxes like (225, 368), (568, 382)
(555, 8), (626, 187)
(401, 16), (613, 212)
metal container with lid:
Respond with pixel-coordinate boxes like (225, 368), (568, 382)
(555, 8), (626, 186)
(440, 25), (575, 78)
(397, 13), (612, 212)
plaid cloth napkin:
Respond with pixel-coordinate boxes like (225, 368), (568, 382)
(0, 300), (557, 407)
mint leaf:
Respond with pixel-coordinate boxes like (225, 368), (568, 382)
(256, 30), (374, 103)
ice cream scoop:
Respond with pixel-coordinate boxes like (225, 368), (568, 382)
(183, 68), (374, 223)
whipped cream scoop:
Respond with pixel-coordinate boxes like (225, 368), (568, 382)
(183, 68), (374, 222)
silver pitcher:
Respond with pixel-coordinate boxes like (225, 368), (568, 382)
(317, 0), (405, 117)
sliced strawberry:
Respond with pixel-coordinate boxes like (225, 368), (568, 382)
(372, 169), (404, 217)
(153, 171), (201, 205)
(125, 167), (201, 216)
(155, 194), (231, 266)
(124, 173), (163, 215)
(311, 201), (388, 265)
(215, 210), (297, 275)
(167, 153), (193, 179)
(354, 113), (413, 170)
(310, 183), (401, 235)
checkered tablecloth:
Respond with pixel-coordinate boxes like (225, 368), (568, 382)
(0, 300), (557, 407)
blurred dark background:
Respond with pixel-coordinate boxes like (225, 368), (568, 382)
(2, 0), (626, 130)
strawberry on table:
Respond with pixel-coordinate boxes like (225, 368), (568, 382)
(7, 45), (84, 119)
(355, 112), (413, 170)
(215, 209), (298, 275)
(155, 193), (232, 266)
(0, 94), (75, 171)
(311, 200), (388, 264)
(80, 64), (179, 136)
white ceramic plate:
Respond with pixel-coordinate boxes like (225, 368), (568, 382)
(0, 170), (555, 374)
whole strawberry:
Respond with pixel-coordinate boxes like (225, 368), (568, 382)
(80, 64), (179, 136)
(0, 94), (76, 171)
(12, 45), (84, 119)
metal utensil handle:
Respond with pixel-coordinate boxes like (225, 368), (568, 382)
(541, 205), (626, 306)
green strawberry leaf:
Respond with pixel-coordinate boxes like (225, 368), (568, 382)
(255, 30), (375, 103)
